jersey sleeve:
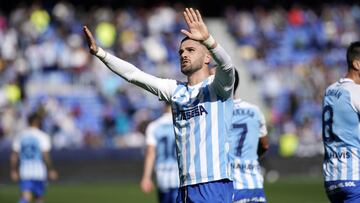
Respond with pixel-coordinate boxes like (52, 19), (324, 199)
(257, 107), (268, 138)
(40, 131), (51, 152)
(145, 122), (157, 146)
(209, 44), (235, 99)
(349, 85), (360, 113)
(12, 135), (20, 152)
(96, 48), (177, 101)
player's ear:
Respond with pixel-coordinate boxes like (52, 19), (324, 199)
(204, 53), (211, 65)
(353, 59), (360, 71)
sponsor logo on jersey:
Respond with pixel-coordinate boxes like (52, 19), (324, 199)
(327, 152), (352, 159)
(178, 105), (208, 120)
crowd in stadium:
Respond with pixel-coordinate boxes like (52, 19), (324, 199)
(225, 4), (360, 157)
(0, 2), (359, 157)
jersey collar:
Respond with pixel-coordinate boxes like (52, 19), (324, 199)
(339, 78), (355, 84)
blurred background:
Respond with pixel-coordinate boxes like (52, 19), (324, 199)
(0, 0), (359, 202)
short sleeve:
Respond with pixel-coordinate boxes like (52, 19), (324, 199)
(40, 131), (51, 152)
(349, 85), (360, 113)
(257, 108), (268, 138)
(145, 122), (157, 146)
(12, 135), (20, 152)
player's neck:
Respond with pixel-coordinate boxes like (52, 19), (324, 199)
(187, 67), (210, 86)
(345, 71), (360, 85)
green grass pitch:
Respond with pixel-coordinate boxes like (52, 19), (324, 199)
(0, 177), (328, 203)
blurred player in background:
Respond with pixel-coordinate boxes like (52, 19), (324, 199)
(10, 113), (58, 203)
(322, 41), (360, 203)
(84, 7), (235, 202)
(140, 103), (179, 203)
(229, 70), (269, 203)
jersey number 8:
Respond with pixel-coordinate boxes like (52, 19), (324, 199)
(322, 105), (336, 143)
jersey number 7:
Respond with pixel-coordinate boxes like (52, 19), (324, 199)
(233, 123), (248, 157)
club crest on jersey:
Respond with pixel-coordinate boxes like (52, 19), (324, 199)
(178, 105), (208, 120)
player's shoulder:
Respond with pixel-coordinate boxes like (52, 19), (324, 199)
(326, 79), (360, 97)
(32, 128), (49, 136)
(233, 99), (264, 117)
(147, 113), (172, 130)
(342, 81), (360, 94)
(31, 128), (50, 143)
(154, 113), (173, 127)
(16, 128), (49, 142)
(234, 99), (260, 110)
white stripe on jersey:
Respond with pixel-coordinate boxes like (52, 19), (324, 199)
(253, 160), (263, 188)
(341, 147), (347, 180)
(233, 159), (243, 189)
(171, 164), (178, 188)
(244, 160), (254, 188)
(210, 89), (220, 180)
(156, 162), (179, 191)
(189, 117), (196, 185)
(332, 158), (338, 181)
(20, 161), (46, 180)
(352, 148), (359, 180)
(180, 120), (187, 184)
(199, 113), (208, 182)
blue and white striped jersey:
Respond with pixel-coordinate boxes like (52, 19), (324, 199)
(322, 78), (360, 182)
(98, 43), (234, 187)
(171, 76), (233, 186)
(230, 99), (267, 189)
(146, 112), (179, 191)
(12, 127), (51, 180)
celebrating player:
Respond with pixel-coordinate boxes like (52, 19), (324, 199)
(140, 104), (179, 203)
(230, 70), (269, 203)
(10, 113), (58, 203)
(322, 41), (360, 203)
(84, 7), (235, 202)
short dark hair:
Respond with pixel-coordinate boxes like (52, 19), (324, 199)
(27, 113), (42, 126)
(346, 41), (360, 70)
(181, 36), (191, 44)
(234, 69), (239, 94)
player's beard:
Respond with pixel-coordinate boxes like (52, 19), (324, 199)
(181, 58), (203, 75)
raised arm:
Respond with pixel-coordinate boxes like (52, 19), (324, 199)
(83, 26), (176, 101)
(182, 8), (235, 99)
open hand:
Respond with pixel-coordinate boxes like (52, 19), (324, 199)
(181, 8), (209, 41)
(83, 26), (98, 55)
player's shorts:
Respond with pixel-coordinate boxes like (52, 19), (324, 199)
(158, 188), (178, 203)
(20, 180), (46, 197)
(325, 181), (360, 203)
(233, 188), (266, 203)
(176, 179), (234, 203)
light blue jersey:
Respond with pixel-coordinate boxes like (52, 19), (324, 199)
(230, 99), (267, 190)
(322, 78), (360, 182)
(171, 76), (233, 187)
(146, 112), (179, 192)
(12, 127), (51, 181)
